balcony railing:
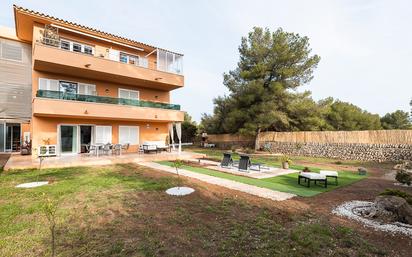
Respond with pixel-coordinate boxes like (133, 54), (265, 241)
(36, 90), (181, 110)
(39, 25), (183, 75)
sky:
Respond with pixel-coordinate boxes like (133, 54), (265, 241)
(1, 0), (411, 122)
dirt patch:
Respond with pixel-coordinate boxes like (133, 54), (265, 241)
(0, 153), (10, 170)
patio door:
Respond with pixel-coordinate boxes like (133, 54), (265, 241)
(60, 125), (78, 154)
(0, 122), (4, 152)
(5, 123), (20, 152)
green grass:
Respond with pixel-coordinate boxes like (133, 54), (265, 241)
(158, 161), (365, 197)
(0, 164), (386, 256)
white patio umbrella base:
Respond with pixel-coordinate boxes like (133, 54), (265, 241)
(15, 181), (49, 188)
(166, 186), (195, 196)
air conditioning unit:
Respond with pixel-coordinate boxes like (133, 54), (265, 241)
(38, 145), (57, 157)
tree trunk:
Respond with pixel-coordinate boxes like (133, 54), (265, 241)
(254, 128), (261, 151)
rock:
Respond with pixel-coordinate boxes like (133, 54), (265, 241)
(374, 196), (412, 225)
(358, 167), (367, 175)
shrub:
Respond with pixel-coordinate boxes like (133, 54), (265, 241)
(243, 148), (254, 154)
(280, 155), (292, 164)
(395, 170), (412, 185)
(380, 189), (412, 205)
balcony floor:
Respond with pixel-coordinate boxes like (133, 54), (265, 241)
(4, 151), (205, 171)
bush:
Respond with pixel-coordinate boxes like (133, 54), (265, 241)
(395, 170), (412, 185)
(280, 155), (292, 164)
(380, 189), (412, 205)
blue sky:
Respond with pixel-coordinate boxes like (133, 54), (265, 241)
(1, 0), (411, 122)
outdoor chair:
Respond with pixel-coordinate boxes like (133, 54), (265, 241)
(238, 155), (251, 171)
(112, 144), (122, 155)
(102, 143), (112, 155)
(121, 143), (130, 154)
(87, 144), (97, 156)
(220, 152), (233, 167)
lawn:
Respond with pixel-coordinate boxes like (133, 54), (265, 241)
(0, 164), (384, 256)
(157, 161), (365, 197)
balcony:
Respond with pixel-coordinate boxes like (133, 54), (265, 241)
(33, 43), (184, 91)
(33, 90), (184, 122)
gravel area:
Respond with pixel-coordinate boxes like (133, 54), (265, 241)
(332, 200), (412, 237)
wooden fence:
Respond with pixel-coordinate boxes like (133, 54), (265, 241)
(208, 130), (412, 145)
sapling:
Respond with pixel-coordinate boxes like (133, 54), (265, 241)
(42, 194), (59, 257)
(172, 159), (183, 187)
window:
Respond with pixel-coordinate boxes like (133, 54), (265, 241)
(119, 126), (139, 145)
(95, 126), (112, 144)
(120, 53), (128, 63)
(1, 41), (22, 61)
(119, 88), (139, 100)
(84, 45), (93, 55)
(39, 78), (95, 95)
(39, 78), (59, 91)
(78, 83), (96, 95)
(73, 43), (82, 53)
(59, 39), (94, 55)
(60, 40), (70, 50)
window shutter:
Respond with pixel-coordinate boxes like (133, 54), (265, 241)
(49, 79), (59, 91)
(108, 49), (120, 61)
(95, 126), (112, 144)
(1, 42), (22, 61)
(39, 78), (47, 90)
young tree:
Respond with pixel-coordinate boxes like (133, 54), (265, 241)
(206, 27), (320, 149)
(381, 110), (412, 129)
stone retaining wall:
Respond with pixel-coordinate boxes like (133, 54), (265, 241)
(262, 141), (412, 162)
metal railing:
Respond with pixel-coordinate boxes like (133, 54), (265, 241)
(36, 90), (181, 110)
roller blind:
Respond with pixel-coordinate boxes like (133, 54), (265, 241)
(119, 126), (139, 145)
(1, 41), (22, 61)
(95, 126), (112, 144)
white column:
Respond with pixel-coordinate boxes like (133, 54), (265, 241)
(175, 122), (182, 153)
(169, 123), (175, 150)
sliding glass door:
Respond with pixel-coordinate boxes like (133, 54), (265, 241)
(0, 123), (4, 152)
(60, 125), (78, 154)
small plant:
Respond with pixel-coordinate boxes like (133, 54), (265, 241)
(42, 194), (59, 257)
(395, 170), (412, 186)
(230, 146), (237, 153)
(380, 189), (412, 205)
(280, 155), (292, 169)
(280, 155), (292, 164)
(302, 167), (312, 173)
(172, 159), (184, 187)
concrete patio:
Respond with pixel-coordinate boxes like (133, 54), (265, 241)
(3, 151), (205, 171)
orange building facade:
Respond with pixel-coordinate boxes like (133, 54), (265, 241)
(0, 6), (185, 156)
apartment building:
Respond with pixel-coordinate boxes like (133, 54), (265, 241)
(0, 5), (184, 155)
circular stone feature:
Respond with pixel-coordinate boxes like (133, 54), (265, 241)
(15, 181), (49, 188)
(166, 187), (195, 196)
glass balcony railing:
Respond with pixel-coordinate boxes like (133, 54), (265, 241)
(36, 90), (181, 110)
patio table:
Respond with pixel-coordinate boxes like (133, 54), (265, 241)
(91, 143), (104, 157)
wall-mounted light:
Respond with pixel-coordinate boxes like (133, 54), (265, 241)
(85, 64), (91, 68)
(154, 77), (163, 81)
(155, 115), (158, 119)
(84, 110), (88, 114)
(146, 124), (150, 129)
(155, 95), (158, 99)
(105, 89), (110, 94)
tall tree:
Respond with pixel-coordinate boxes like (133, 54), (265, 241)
(209, 27), (321, 149)
(323, 100), (382, 130)
(381, 110), (412, 129)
